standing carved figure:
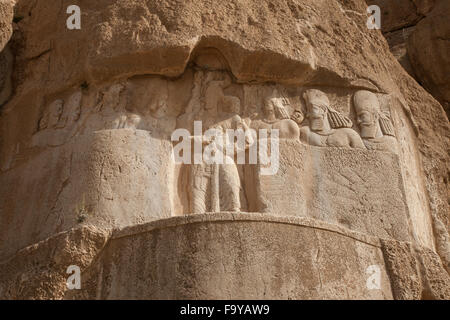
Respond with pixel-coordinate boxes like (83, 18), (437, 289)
(212, 95), (254, 212)
(176, 71), (246, 213)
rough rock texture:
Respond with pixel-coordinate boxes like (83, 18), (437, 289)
(408, 0), (450, 116)
(0, 0), (14, 51)
(370, 0), (435, 32)
(0, 225), (109, 299)
(380, 238), (450, 300)
(371, 0), (450, 116)
(380, 239), (422, 300)
(63, 214), (393, 300)
(0, 0), (449, 299)
(1, 214), (448, 300)
(0, 0), (14, 105)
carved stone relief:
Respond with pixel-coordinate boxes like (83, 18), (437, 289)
(353, 90), (397, 153)
(300, 89), (365, 149)
(175, 71), (250, 214)
(169, 70), (401, 221)
(27, 66), (407, 241)
(33, 92), (82, 147)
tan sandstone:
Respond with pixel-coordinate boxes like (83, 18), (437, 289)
(370, 0), (450, 116)
(0, 0), (448, 299)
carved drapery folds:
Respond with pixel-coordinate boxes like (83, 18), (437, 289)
(25, 65), (410, 243)
(33, 69), (398, 153)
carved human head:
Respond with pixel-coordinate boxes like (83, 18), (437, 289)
(291, 110), (304, 125)
(303, 89), (353, 132)
(264, 96), (290, 121)
(48, 100), (64, 128)
(147, 80), (169, 118)
(223, 96), (241, 115)
(263, 97), (277, 119)
(353, 90), (395, 138)
(67, 92), (82, 123)
(353, 90), (381, 138)
(303, 89), (330, 131)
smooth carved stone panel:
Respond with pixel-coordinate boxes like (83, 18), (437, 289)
(258, 140), (307, 216)
(84, 129), (175, 224)
(390, 98), (435, 249)
(69, 214), (393, 300)
(0, 129), (174, 260)
(0, 67), (430, 258)
(259, 141), (411, 241)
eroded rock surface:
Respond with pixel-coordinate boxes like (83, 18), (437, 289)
(0, 0), (14, 51)
(0, 0), (448, 299)
(371, 0), (450, 116)
(408, 0), (450, 116)
(0, 0), (14, 105)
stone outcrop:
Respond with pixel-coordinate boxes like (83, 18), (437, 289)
(1, 214), (448, 300)
(0, 0), (14, 51)
(371, 0), (450, 116)
(0, 225), (110, 299)
(0, 0), (14, 105)
(408, 0), (450, 116)
(0, 0), (448, 299)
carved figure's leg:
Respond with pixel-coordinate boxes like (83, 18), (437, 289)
(190, 164), (209, 214)
(219, 162), (241, 212)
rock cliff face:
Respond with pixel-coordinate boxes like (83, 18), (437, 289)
(371, 0), (450, 116)
(0, 0), (14, 105)
(0, 0), (13, 50)
(0, 0), (448, 299)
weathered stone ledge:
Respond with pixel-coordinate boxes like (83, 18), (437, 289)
(112, 212), (382, 247)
